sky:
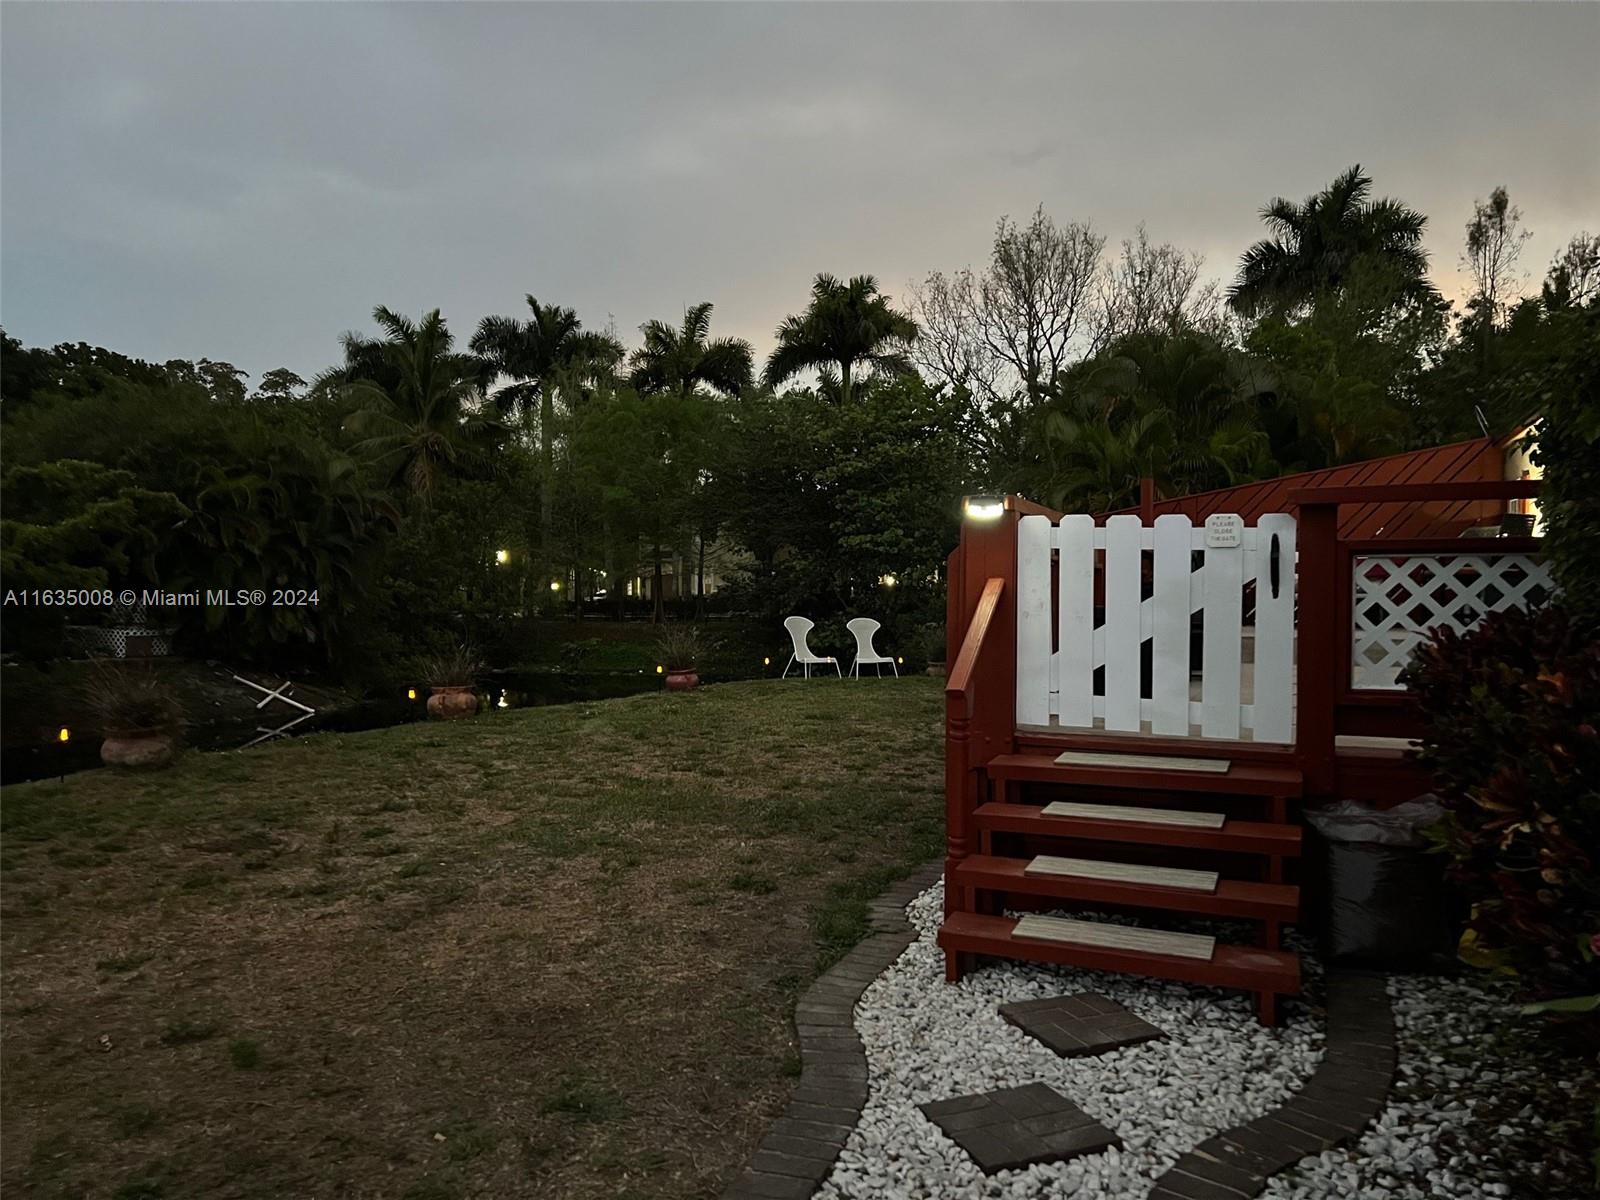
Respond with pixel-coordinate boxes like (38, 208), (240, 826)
(3, 1), (1597, 384)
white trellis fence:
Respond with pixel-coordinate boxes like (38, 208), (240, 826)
(1350, 552), (1554, 690)
(1015, 512), (1298, 744)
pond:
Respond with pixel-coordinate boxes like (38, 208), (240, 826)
(0, 667), (757, 784)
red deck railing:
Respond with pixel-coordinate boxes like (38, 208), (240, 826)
(944, 479), (1547, 822)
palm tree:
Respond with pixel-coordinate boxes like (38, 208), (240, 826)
(1228, 165), (1438, 318)
(1037, 333), (1268, 510)
(763, 274), (918, 404)
(471, 297), (622, 588)
(320, 307), (500, 501)
(629, 302), (753, 398)
(1038, 389), (1170, 514)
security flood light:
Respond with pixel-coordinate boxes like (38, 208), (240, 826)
(963, 495), (1005, 522)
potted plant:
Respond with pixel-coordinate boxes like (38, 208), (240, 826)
(420, 644), (483, 720)
(656, 624), (704, 693)
(85, 661), (184, 769)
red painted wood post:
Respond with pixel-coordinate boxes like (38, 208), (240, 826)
(1296, 500), (1339, 798)
(1140, 476), (1156, 524)
(944, 543), (968, 925)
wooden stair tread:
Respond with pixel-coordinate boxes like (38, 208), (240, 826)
(1042, 800), (1226, 829)
(1026, 855), (1219, 892)
(953, 855), (1300, 920)
(1015, 913), (1214, 958)
(938, 911), (1301, 994)
(973, 802), (1302, 856)
(1054, 750), (1231, 773)
(987, 753), (1303, 798)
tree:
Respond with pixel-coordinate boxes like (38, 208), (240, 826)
(1228, 165), (1438, 319)
(252, 368), (308, 404)
(1543, 232), (1600, 310)
(327, 307), (502, 501)
(1034, 332), (1268, 510)
(909, 207), (1104, 406)
(629, 302), (753, 399)
(471, 297), (622, 591)
(764, 274), (917, 405)
(1462, 186), (1533, 332)
(1098, 225), (1225, 344)
(164, 358), (249, 404)
(980, 208), (1105, 401)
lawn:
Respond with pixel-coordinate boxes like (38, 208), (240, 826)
(0, 677), (945, 1200)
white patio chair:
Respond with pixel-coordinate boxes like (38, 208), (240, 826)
(846, 618), (898, 678)
(782, 616), (841, 679)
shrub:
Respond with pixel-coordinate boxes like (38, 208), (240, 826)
(418, 644), (482, 689)
(83, 661), (184, 738)
(1403, 603), (1600, 998)
(655, 624), (708, 671)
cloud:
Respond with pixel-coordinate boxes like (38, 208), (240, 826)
(2, 1), (1596, 379)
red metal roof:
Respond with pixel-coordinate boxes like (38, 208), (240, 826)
(1112, 437), (1508, 538)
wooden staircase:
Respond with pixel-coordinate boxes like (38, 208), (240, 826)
(938, 752), (1304, 1025)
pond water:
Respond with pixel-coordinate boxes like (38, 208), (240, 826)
(1, 668), (752, 784)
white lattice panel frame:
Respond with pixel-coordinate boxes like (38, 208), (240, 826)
(1350, 553), (1554, 690)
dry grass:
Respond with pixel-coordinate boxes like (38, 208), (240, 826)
(1, 677), (944, 1200)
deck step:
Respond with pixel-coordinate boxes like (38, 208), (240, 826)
(1042, 800), (1225, 829)
(1054, 750), (1230, 774)
(1015, 913), (1215, 959)
(938, 911), (1301, 996)
(974, 802), (1302, 857)
(1025, 855), (1219, 892)
(987, 753), (1303, 799)
(953, 855), (1300, 921)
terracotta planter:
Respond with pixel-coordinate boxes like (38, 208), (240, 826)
(100, 732), (176, 769)
(427, 685), (480, 720)
(664, 669), (699, 692)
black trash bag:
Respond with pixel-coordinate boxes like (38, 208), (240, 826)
(1305, 797), (1451, 969)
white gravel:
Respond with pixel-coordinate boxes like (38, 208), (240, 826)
(1262, 975), (1598, 1200)
(818, 881), (1597, 1200)
(816, 880), (1325, 1200)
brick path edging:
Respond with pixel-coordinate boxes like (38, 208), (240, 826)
(1149, 970), (1397, 1200)
(720, 861), (944, 1200)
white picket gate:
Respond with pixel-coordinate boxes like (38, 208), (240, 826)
(1015, 512), (1297, 743)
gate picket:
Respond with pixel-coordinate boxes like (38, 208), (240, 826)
(1013, 510), (1295, 745)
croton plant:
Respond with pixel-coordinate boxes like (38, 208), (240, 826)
(1403, 602), (1600, 1001)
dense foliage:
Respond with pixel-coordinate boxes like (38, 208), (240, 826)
(1405, 605), (1600, 999)
(3, 165), (1595, 687)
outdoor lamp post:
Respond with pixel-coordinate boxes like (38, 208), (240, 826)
(962, 494), (1005, 522)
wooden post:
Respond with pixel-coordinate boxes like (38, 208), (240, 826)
(1140, 476), (1156, 524)
(1296, 501), (1339, 798)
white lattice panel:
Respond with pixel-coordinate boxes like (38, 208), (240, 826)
(1351, 553), (1553, 690)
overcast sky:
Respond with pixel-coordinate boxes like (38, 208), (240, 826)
(3, 2), (1597, 383)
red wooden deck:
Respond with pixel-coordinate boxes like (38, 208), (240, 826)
(941, 478), (1544, 1024)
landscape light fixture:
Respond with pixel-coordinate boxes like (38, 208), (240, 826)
(963, 494), (1005, 522)
(879, 573), (898, 588)
(549, 580), (561, 592)
(57, 726), (70, 744)
(656, 664), (664, 675)
(407, 687), (418, 701)
(763, 656), (771, 666)
(495, 548), (510, 565)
